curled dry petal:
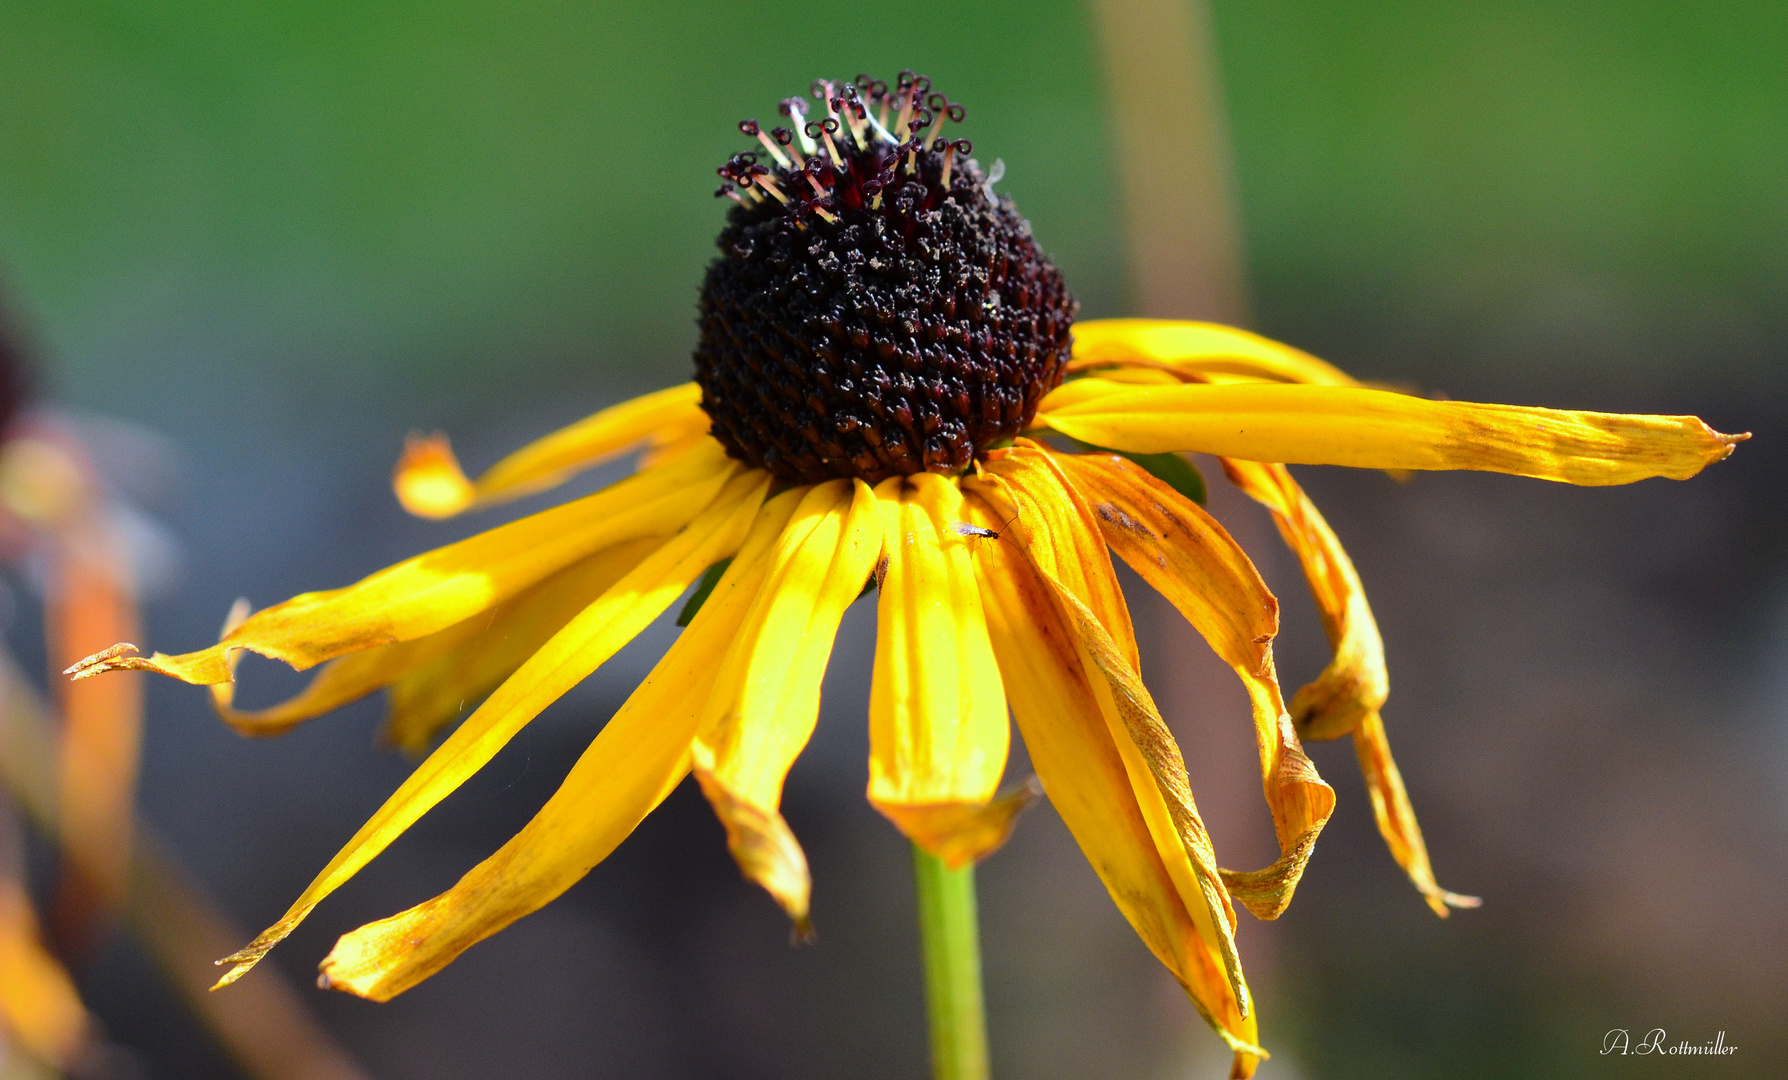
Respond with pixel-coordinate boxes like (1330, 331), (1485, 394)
(1055, 450), (1334, 921)
(968, 501), (1263, 1076)
(1223, 458), (1476, 916)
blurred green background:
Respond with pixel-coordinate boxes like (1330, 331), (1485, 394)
(1, 2), (1783, 1079)
(5, 0), (1782, 420)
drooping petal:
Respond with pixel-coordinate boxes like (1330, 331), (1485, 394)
(966, 497), (1262, 1076)
(380, 536), (665, 754)
(1057, 451), (1335, 920)
(1354, 711), (1478, 916)
(968, 455), (1253, 944)
(868, 474), (1017, 867)
(968, 447), (1138, 672)
(1069, 319), (1357, 386)
(68, 441), (737, 686)
(393, 384), (709, 518)
(1223, 458), (1476, 915)
(211, 468), (772, 987)
(316, 487), (803, 1001)
(1218, 459), (1383, 741)
(692, 479), (883, 930)
(204, 600), (481, 739)
(1037, 383), (1746, 484)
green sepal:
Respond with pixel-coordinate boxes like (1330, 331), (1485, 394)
(676, 557), (732, 627)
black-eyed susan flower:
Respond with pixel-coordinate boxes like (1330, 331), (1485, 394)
(67, 74), (1744, 1077)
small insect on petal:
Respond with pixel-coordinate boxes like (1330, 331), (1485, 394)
(952, 522), (1000, 539)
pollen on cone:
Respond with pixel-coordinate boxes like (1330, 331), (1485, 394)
(394, 433), (474, 519)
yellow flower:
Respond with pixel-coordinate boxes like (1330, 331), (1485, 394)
(64, 75), (1745, 1078)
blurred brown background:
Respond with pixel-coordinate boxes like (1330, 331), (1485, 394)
(1, 1), (1783, 1077)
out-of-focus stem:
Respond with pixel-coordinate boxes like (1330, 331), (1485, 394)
(1089, 0), (1249, 323)
(0, 652), (374, 1080)
(47, 511), (142, 957)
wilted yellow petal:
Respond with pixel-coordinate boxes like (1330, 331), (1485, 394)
(68, 442), (736, 687)
(1223, 458), (1475, 915)
(1060, 451), (1334, 919)
(394, 384), (708, 518)
(1354, 711), (1479, 916)
(206, 600), (484, 739)
(211, 467), (771, 987)
(0, 878), (90, 1067)
(381, 536), (665, 754)
(970, 452), (1259, 946)
(1220, 459), (1383, 741)
(968, 501), (1261, 1067)
(970, 446), (1138, 673)
(959, 477), (1248, 1004)
(868, 475), (1014, 867)
(211, 535), (661, 748)
(1038, 383), (1746, 484)
(693, 479), (882, 928)
(1070, 319), (1357, 386)
(316, 487), (803, 1001)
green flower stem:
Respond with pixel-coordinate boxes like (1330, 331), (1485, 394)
(912, 843), (991, 1080)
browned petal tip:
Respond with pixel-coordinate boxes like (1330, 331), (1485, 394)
(62, 642), (140, 679)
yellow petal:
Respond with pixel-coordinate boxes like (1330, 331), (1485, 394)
(1354, 711), (1479, 916)
(211, 467), (772, 987)
(1055, 451), (1335, 919)
(1222, 458), (1476, 915)
(1038, 383), (1746, 484)
(868, 474), (1014, 866)
(394, 384), (708, 518)
(967, 500), (1262, 1066)
(1035, 376), (1137, 414)
(0, 879), (90, 1068)
(637, 427), (716, 471)
(316, 487), (802, 1000)
(390, 433), (476, 520)
(206, 599), (486, 739)
(969, 445), (1138, 673)
(68, 441), (736, 686)
(1219, 459), (1384, 741)
(1070, 318), (1357, 386)
(693, 479), (882, 928)
(381, 536), (665, 754)
(965, 463), (1247, 953)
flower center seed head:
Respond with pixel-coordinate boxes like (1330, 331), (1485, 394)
(694, 73), (1079, 484)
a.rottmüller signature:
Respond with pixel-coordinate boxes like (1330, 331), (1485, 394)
(1603, 1029), (1738, 1056)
